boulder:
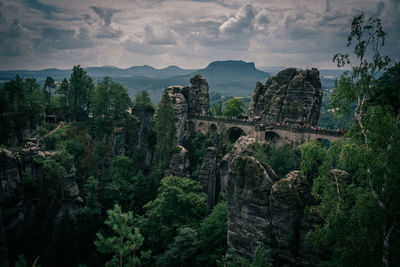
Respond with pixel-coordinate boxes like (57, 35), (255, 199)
(249, 68), (323, 126)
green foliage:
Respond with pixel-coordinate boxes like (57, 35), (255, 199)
(78, 176), (103, 266)
(133, 91), (153, 109)
(92, 77), (131, 133)
(104, 156), (152, 214)
(64, 139), (84, 161)
(44, 135), (57, 150)
(140, 176), (207, 254)
(310, 14), (400, 267)
(156, 227), (199, 267)
(15, 254), (27, 267)
(56, 78), (69, 113)
(95, 204), (150, 267)
(0, 76), (45, 144)
(44, 76), (56, 107)
(300, 140), (326, 180)
(80, 176), (102, 219)
(224, 97), (245, 117)
(197, 201), (228, 266)
(34, 125), (49, 138)
(211, 100), (224, 116)
(371, 62), (400, 113)
(187, 132), (213, 179)
(104, 156), (136, 211)
(42, 150), (74, 201)
(318, 93), (353, 130)
(252, 142), (299, 178)
(155, 93), (176, 167)
(331, 13), (390, 120)
(69, 65), (94, 121)
(221, 243), (271, 267)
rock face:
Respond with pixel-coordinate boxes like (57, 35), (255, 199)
(227, 155), (274, 257)
(226, 137), (322, 265)
(0, 148), (83, 265)
(165, 145), (190, 178)
(249, 68), (323, 126)
(182, 74), (210, 116)
(198, 147), (217, 210)
(131, 106), (155, 167)
(165, 86), (190, 145)
(165, 75), (210, 145)
(269, 171), (315, 265)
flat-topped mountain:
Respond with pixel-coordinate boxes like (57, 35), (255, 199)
(183, 60), (268, 81)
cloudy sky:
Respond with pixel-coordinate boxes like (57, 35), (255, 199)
(0, 0), (399, 70)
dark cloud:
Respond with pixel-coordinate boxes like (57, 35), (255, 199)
(35, 27), (95, 51)
(0, 20), (32, 56)
(91, 6), (122, 39)
(23, 0), (60, 20)
(1, 19), (23, 39)
(91, 6), (120, 26)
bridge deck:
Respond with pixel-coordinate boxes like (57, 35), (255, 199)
(188, 114), (345, 138)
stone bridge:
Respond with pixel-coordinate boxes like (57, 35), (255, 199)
(188, 115), (344, 145)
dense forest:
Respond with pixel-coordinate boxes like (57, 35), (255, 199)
(0, 14), (399, 267)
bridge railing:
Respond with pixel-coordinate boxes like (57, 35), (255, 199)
(187, 114), (256, 126)
(187, 114), (345, 137)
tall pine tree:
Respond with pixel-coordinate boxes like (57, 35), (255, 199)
(154, 93), (176, 167)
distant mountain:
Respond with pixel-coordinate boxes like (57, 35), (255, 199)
(0, 65), (197, 82)
(0, 61), (270, 101)
(115, 60), (270, 100)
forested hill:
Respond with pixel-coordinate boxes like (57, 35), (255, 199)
(0, 60), (269, 101)
(0, 65), (196, 82)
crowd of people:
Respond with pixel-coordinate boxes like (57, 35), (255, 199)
(190, 113), (348, 133)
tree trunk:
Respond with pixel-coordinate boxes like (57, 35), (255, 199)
(382, 223), (396, 267)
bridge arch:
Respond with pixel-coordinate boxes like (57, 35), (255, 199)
(227, 127), (247, 143)
(198, 122), (205, 133)
(265, 131), (282, 145)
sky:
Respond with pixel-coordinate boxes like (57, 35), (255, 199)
(0, 0), (399, 70)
